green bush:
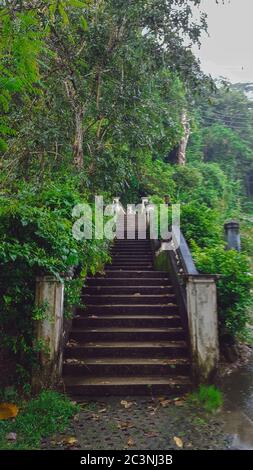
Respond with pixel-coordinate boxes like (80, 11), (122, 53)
(189, 385), (223, 413)
(0, 180), (110, 384)
(180, 202), (222, 249)
(171, 162), (227, 208)
(193, 246), (253, 338)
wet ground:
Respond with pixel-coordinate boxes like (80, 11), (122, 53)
(43, 396), (231, 450)
(42, 354), (253, 450)
(221, 354), (253, 449)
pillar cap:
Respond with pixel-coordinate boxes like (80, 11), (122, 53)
(224, 220), (240, 230)
(184, 273), (221, 281)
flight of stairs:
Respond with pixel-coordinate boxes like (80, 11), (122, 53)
(63, 238), (192, 396)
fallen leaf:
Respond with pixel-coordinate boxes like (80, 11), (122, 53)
(148, 405), (158, 414)
(117, 421), (134, 430)
(121, 400), (134, 409)
(173, 436), (183, 448)
(91, 414), (100, 421)
(6, 432), (17, 441)
(64, 436), (78, 446)
(0, 403), (19, 420)
(144, 431), (159, 438)
(159, 399), (172, 408)
(127, 437), (135, 447)
(175, 399), (185, 407)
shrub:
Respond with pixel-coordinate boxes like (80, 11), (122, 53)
(0, 180), (110, 385)
(193, 246), (253, 339)
(189, 385), (223, 413)
(180, 202), (222, 249)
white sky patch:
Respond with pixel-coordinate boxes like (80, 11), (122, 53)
(192, 0), (253, 83)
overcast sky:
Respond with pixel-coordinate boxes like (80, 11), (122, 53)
(193, 0), (253, 84)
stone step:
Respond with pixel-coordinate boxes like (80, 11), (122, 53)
(63, 357), (190, 377)
(106, 265), (153, 271)
(82, 294), (176, 305)
(106, 259), (153, 271)
(110, 249), (151, 253)
(106, 268), (154, 272)
(78, 304), (178, 315)
(63, 235), (192, 397)
(84, 286), (174, 295)
(110, 249), (152, 258)
(112, 245), (151, 249)
(110, 255), (152, 260)
(63, 375), (191, 396)
(86, 278), (171, 286)
(65, 340), (187, 358)
(70, 327), (185, 342)
(110, 257), (153, 262)
(94, 271), (170, 279)
(73, 314), (182, 328)
(113, 240), (151, 244)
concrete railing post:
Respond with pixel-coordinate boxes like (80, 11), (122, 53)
(224, 220), (241, 251)
(32, 275), (64, 390)
(186, 275), (219, 383)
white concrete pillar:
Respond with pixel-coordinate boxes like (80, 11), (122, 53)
(33, 276), (64, 389)
(186, 275), (219, 382)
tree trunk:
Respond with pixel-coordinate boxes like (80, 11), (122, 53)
(73, 106), (84, 169)
(177, 111), (190, 166)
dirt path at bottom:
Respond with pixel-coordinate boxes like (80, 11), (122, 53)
(42, 396), (232, 450)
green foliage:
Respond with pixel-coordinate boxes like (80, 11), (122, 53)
(140, 158), (175, 199)
(180, 202), (222, 249)
(202, 123), (252, 181)
(189, 385), (223, 413)
(0, 179), (110, 383)
(0, 390), (79, 450)
(193, 246), (253, 338)
(189, 85), (253, 197)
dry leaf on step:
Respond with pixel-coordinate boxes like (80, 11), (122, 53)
(173, 436), (183, 448)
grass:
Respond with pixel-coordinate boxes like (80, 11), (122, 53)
(188, 385), (223, 413)
(0, 390), (79, 450)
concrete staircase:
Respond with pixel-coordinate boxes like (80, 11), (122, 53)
(63, 238), (192, 396)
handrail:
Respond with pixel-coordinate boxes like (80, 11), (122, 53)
(174, 230), (199, 276)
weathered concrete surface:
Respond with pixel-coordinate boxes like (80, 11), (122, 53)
(186, 275), (219, 383)
(33, 276), (64, 390)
